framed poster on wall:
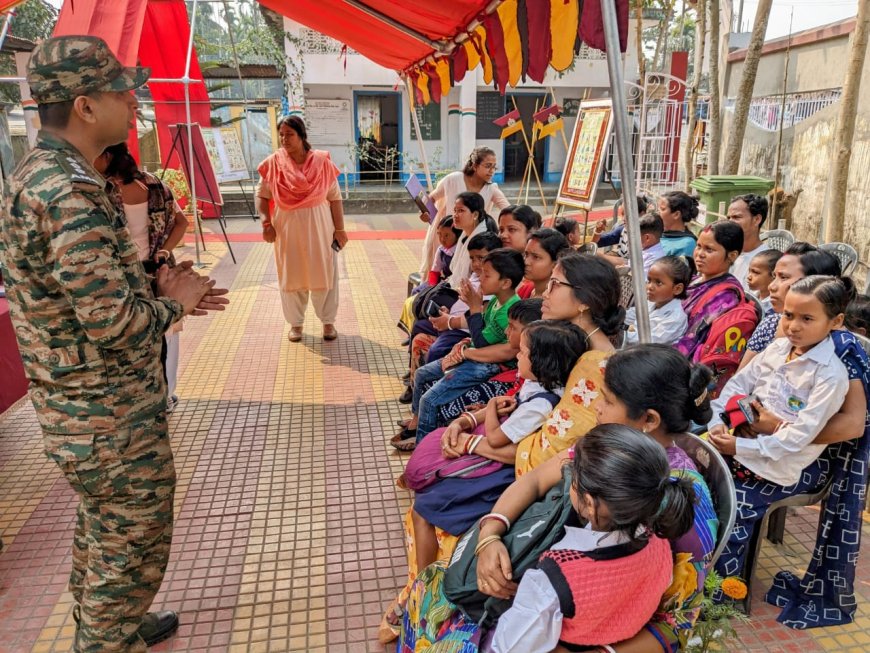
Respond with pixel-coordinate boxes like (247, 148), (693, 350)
(305, 99), (352, 145)
(557, 100), (614, 210)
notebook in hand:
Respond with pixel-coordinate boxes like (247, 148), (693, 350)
(404, 175), (436, 222)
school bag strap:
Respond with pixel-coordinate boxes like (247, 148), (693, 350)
(443, 462), (576, 629)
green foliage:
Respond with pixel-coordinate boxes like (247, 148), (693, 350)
(155, 168), (191, 206)
(0, 0), (58, 103)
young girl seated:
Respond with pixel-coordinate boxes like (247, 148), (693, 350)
(410, 320), (588, 569)
(423, 216), (461, 288)
(709, 275), (854, 579)
(399, 345), (718, 653)
(489, 425), (696, 653)
(625, 254), (690, 345)
(746, 249), (782, 315)
(554, 216), (581, 248)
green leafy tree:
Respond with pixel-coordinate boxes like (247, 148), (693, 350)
(0, 0), (58, 103)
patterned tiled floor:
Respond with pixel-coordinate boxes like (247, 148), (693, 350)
(0, 213), (868, 652)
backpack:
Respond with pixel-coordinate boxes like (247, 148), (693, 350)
(411, 280), (460, 321)
(442, 463), (575, 629)
(694, 288), (761, 398)
(403, 392), (561, 491)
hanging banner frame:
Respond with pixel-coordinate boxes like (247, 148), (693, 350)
(556, 99), (614, 211)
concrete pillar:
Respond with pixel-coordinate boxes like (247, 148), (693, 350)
(446, 88), (459, 167)
(459, 75), (477, 163)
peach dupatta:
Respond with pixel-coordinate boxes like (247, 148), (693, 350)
(257, 149), (340, 212)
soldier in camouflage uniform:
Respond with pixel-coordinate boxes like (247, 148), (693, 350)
(0, 37), (228, 652)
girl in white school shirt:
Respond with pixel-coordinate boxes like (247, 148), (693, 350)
(708, 275), (854, 579)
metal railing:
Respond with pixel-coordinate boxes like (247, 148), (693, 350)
(738, 89), (842, 132)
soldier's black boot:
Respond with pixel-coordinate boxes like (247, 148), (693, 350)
(138, 611), (180, 646)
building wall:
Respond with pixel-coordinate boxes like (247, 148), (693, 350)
(285, 18), (646, 186)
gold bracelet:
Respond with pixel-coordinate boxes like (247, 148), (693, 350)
(474, 534), (502, 556)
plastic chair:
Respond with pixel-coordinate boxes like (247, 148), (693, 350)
(672, 433), (737, 569)
(761, 229), (795, 252)
(820, 242), (859, 276)
(407, 272), (422, 296)
(739, 477), (834, 614)
(617, 266), (635, 311)
(577, 242), (598, 255)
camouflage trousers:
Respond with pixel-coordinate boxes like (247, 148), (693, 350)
(44, 414), (176, 653)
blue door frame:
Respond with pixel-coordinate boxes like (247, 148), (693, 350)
(352, 90), (403, 186)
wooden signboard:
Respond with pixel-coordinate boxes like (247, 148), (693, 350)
(557, 100), (614, 211)
(201, 127), (249, 183)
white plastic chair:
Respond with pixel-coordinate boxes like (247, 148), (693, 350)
(819, 242), (859, 276)
(761, 229), (795, 252)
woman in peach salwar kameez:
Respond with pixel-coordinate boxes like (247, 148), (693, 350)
(257, 116), (348, 342)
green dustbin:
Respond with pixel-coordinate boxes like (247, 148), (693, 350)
(690, 175), (775, 223)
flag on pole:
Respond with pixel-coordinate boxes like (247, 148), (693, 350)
(533, 104), (564, 139)
(493, 108), (523, 139)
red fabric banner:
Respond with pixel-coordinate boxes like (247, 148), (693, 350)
(138, 0), (211, 173)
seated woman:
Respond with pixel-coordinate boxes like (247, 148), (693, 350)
(732, 245), (869, 628)
(674, 220), (746, 360)
(433, 229), (571, 425)
(498, 205), (542, 254)
(400, 344), (719, 653)
(382, 255), (624, 642)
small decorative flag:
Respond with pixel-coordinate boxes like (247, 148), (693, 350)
(494, 108), (523, 139)
(533, 104), (564, 139)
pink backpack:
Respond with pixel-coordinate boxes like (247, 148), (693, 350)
(403, 391), (561, 491)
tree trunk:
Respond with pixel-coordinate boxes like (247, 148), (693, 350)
(708, 0), (721, 174)
(824, 0), (869, 243)
(652, 0), (675, 71)
(684, 2), (707, 190)
(722, 0), (774, 174)
(635, 0), (646, 83)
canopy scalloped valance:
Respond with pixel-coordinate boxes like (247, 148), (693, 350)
(259, 0), (628, 103)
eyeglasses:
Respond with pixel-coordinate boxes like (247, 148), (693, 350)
(480, 163), (498, 171)
(546, 277), (579, 293)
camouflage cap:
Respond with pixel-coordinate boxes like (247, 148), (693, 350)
(27, 36), (150, 104)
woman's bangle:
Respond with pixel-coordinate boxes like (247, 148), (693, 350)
(467, 435), (484, 455)
(478, 513), (511, 532)
(474, 534), (502, 556)
(461, 411), (478, 430)
(447, 316), (455, 330)
(598, 646), (617, 653)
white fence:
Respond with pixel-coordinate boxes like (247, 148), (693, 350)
(741, 89), (842, 132)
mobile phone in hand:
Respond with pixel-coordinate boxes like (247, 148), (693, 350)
(331, 239), (341, 252)
(737, 395), (760, 424)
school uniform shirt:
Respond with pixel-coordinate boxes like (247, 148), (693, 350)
(624, 298), (687, 345)
(709, 335), (849, 487)
(731, 242), (769, 293)
(499, 381), (565, 443)
(491, 524), (631, 653)
(641, 241), (666, 277)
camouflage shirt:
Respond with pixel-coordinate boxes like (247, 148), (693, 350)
(0, 131), (184, 435)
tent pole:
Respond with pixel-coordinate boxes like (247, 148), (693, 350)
(221, 0), (257, 180)
(341, 0), (448, 52)
(601, 0), (650, 343)
(184, 0), (203, 267)
(0, 8), (15, 52)
(405, 77), (434, 192)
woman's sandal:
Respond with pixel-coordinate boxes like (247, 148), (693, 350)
(323, 325), (338, 341)
(395, 417), (412, 428)
(287, 327), (303, 343)
(377, 600), (404, 644)
(390, 428), (417, 452)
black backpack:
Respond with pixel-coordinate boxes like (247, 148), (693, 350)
(443, 463), (575, 628)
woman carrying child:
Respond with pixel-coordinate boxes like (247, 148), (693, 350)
(380, 318), (587, 642)
(708, 277), (854, 598)
(733, 248), (870, 626)
(401, 344), (718, 652)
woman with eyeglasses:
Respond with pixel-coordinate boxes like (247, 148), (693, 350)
(417, 147), (510, 280)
